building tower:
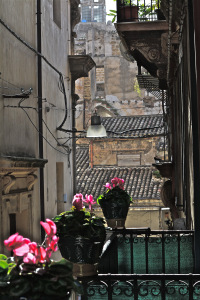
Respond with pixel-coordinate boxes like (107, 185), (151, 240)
(80, 0), (106, 23)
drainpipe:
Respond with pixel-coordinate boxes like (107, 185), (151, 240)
(37, 0), (45, 240)
(189, 0), (200, 272)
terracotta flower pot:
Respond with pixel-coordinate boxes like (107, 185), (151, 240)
(119, 6), (138, 22)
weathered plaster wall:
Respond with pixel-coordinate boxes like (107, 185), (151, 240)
(90, 138), (162, 167)
(0, 0), (73, 250)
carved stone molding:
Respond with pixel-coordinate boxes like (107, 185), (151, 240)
(148, 48), (161, 62)
(2, 192), (32, 214)
(71, 0), (81, 32)
(69, 55), (96, 81)
(26, 174), (38, 191)
(3, 175), (16, 194)
(115, 21), (168, 88)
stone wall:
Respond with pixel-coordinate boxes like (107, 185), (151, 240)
(74, 21), (163, 129)
(90, 138), (163, 167)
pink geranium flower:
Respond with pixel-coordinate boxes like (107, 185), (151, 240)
(34, 246), (46, 264)
(72, 193), (84, 211)
(104, 182), (112, 190)
(23, 252), (36, 264)
(46, 235), (59, 252)
(83, 194), (96, 210)
(40, 219), (57, 237)
(110, 177), (125, 190)
(4, 219), (59, 267)
(111, 177), (119, 187)
(4, 233), (30, 256)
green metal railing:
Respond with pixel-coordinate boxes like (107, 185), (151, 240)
(79, 229), (195, 299)
(117, 0), (165, 23)
(99, 229), (194, 274)
(80, 274), (200, 300)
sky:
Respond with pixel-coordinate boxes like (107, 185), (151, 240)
(105, 0), (116, 22)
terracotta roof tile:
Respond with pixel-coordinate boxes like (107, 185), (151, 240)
(76, 146), (163, 204)
(101, 115), (164, 138)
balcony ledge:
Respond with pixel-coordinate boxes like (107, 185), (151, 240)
(115, 20), (168, 32)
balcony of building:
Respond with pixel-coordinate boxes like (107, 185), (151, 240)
(115, 0), (168, 90)
(79, 228), (200, 299)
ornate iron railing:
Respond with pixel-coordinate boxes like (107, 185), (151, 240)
(117, 0), (165, 23)
(80, 274), (200, 300)
(99, 229), (194, 274)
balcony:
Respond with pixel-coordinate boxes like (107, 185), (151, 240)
(115, 0), (168, 89)
(79, 229), (200, 299)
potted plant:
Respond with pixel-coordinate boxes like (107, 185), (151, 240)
(108, 0), (164, 23)
(107, 0), (139, 23)
(97, 177), (132, 229)
(120, 0), (139, 21)
(53, 194), (106, 277)
(0, 219), (81, 300)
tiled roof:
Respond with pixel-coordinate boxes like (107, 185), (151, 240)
(101, 115), (164, 138)
(76, 146), (89, 171)
(76, 147), (163, 203)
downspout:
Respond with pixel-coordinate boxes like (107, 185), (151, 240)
(37, 0), (45, 239)
(189, 0), (200, 273)
(71, 83), (79, 196)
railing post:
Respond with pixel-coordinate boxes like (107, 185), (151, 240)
(130, 233), (134, 273)
(134, 277), (138, 300)
(189, 274), (193, 300)
(145, 232), (149, 273)
(108, 274), (112, 300)
(161, 275), (166, 300)
(162, 232), (165, 273)
(177, 232), (181, 273)
(117, 0), (120, 23)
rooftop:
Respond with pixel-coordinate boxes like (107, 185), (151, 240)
(101, 115), (164, 138)
(76, 146), (163, 203)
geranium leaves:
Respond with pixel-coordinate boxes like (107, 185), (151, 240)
(53, 210), (106, 242)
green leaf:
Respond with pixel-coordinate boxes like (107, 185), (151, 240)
(0, 255), (7, 261)
(0, 260), (8, 272)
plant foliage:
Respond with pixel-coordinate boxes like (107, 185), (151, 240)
(53, 210), (106, 243)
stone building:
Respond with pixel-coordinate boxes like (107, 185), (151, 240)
(74, 1), (163, 133)
(0, 0), (95, 252)
(74, 1), (167, 229)
(76, 114), (168, 229)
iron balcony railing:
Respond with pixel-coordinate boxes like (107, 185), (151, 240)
(99, 229), (194, 275)
(78, 229), (196, 299)
(80, 274), (200, 300)
(117, 0), (165, 23)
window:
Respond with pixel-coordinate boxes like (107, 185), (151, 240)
(82, 6), (92, 22)
(93, 5), (104, 22)
(117, 154), (141, 167)
(53, 0), (61, 28)
(96, 67), (105, 97)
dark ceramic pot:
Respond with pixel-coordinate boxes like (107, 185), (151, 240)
(100, 201), (130, 229)
(58, 236), (103, 277)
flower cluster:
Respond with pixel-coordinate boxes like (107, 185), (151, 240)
(4, 219), (59, 264)
(105, 177), (125, 190)
(72, 193), (96, 211)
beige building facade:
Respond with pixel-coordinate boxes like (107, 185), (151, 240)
(0, 0), (83, 252)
